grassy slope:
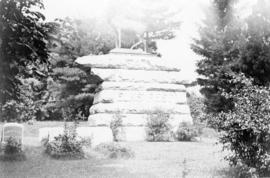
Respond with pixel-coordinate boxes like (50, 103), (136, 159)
(0, 121), (233, 178)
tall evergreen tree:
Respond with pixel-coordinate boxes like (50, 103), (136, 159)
(192, 0), (270, 114)
(191, 0), (239, 113)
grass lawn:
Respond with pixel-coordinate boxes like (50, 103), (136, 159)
(0, 121), (234, 178)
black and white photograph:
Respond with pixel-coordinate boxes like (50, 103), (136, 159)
(0, 0), (270, 177)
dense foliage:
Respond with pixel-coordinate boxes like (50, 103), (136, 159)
(44, 18), (107, 121)
(0, 0), (55, 122)
(193, 1), (270, 175)
(210, 74), (270, 177)
(192, 0), (270, 113)
(0, 0), (50, 105)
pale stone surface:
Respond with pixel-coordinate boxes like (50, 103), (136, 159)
(93, 90), (187, 104)
(77, 127), (113, 146)
(38, 127), (63, 142)
(117, 126), (147, 141)
(88, 113), (192, 127)
(90, 102), (191, 115)
(39, 127), (113, 147)
(76, 53), (180, 72)
(91, 68), (191, 84)
(88, 114), (147, 126)
(1, 123), (24, 144)
(98, 82), (186, 92)
(76, 49), (193, 141)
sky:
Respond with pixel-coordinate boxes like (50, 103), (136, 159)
(42, 0), (257, 82)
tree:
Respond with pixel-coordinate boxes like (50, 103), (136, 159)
(105, 0), (181, 54)
(191, 0), (239, 113)
(193, 1), (270, 175)
(0, 0), (50, 105)
(137, 0), (181, 53)
(45, 18), (104, 121)
(233, 0), (270, 86)
(192, 0), (270, 113)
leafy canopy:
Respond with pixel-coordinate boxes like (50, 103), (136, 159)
(0, 0), (50, 104)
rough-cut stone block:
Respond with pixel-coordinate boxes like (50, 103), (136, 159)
(98, 82), (186, 92)
(90, 102), (191, 114)
(88, 113), (147, 126)
(76, 52), (180, 72)
(93, 90), (187, 104)
(117, 126), (147, 141)
(39, 127), (113, 147)
(91, 68), (191, 84)
(77, 127), (113, 146)
(88, 113), (193, 127)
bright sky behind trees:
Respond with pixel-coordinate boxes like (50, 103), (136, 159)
(43, 0), (257, 81)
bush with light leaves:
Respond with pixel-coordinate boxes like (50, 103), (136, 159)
(210, 73), (270, 177)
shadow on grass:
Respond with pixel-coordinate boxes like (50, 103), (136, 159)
(0, 152), (27, 161)
(214, 166), (241, 178)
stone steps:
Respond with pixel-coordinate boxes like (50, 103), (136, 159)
(89, 102), (191, 115)
(88, 113), (192, 127)
(92, 68), (191, 84)
(76, 48), (193, 142)
(97, 82), (186, 92)
(76, 52), (180, 72)
(93, 90), (187, 104)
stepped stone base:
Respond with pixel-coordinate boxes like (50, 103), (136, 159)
(76, 48), (194, 142)
(88, 114), (192, 141)
(88, 113), (192, 129)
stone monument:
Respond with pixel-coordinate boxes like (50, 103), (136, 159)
(76, 48), (193, 141)
(1, 123), (24, 144)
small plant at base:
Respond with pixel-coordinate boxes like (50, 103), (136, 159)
(176, 122), (199, 141)
(94, 142), (135, 159)
(110, 113), (123, 142)
(3, 137), (22, 155)
(146, 110), (173, 142)
(0, 137), (26, 161)
(44, 121), (87, 159)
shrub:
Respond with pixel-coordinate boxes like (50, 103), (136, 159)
(94, 143), (134, 159)
(210, 74), (270, 177)
(43, 122), (87, 159)
(110, 114), (123, 142)
(3, 137), (22, 155)
(186, 90), (207, 125)
(146, 110), (173, 141)
(176, 122), (199, 141)
(0, 137), (25, 161)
